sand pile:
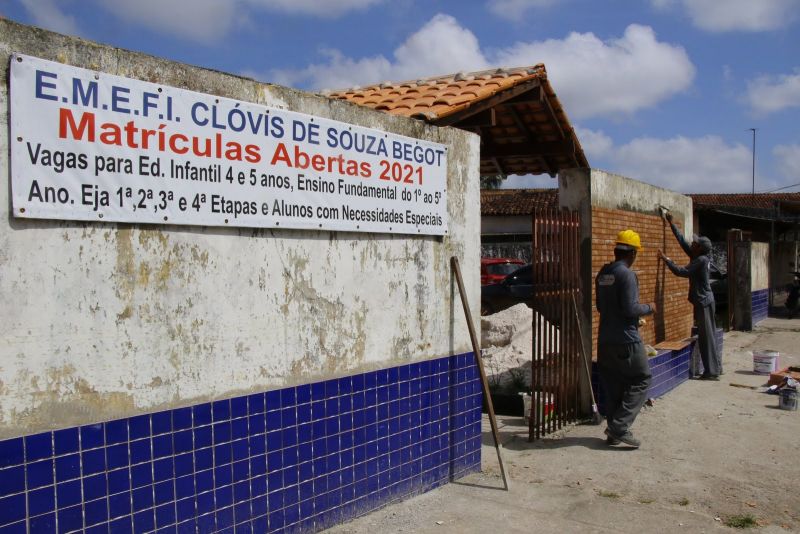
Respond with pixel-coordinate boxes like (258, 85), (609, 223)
(480, 304), (559, 391)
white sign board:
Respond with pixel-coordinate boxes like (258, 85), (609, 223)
(10, 54), (448, 236)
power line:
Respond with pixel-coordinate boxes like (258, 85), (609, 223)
(758, 182), (800, 194)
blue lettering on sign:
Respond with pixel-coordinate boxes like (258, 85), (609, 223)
(35, 70), (58, 101)
(142, 92), (159, 118)
(72, 78), (98, 108)
(191, 102), (209, 126)
(111, 86), (131, 114)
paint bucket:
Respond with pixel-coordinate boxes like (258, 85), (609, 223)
(779, 388), (798, 411)
(753, 350), (779, 375)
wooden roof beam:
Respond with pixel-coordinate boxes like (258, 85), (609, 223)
(433, 79), (543, 127)
(482, 139), (575, 158)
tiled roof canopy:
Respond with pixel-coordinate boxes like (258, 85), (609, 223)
(689, 193), (800, 211)
(325, 65), (588, 177)
(481, 188), (558, 215)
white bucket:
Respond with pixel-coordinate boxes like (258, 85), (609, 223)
(753, 350), (779, 375)
(520, 392), (554, 422)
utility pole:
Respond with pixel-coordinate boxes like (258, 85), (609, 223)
(748, 128), (757, 194)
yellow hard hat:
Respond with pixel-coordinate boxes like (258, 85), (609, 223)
(615, 229), (642, 250)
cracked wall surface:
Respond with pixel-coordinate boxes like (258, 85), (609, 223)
(0, 19), (481, 438)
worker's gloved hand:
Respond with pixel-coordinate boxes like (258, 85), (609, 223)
(665, 212), (673, 224)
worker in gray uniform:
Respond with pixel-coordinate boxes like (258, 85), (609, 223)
(595, 230), (656, 449)
(658, 212), (721, 380)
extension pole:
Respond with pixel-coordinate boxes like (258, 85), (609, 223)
(450, 256), (510, 491)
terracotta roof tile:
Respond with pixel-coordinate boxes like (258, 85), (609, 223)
(690, 193), (800, 210)
(481, 188), (559, 215)
(324, 64), (587, 176)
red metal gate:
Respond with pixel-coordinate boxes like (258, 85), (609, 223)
(529, 209), (582, 440)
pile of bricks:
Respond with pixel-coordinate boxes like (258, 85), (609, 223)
(591, 207), (694, 358)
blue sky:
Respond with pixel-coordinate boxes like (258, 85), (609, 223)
(4, 0), (800, 193)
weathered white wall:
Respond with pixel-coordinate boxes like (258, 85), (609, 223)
(0, 19), (481, 438)
(751, 242), (769, 290)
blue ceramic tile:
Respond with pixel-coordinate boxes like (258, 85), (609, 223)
(84, 497), (109, 526)
(29, 512), (57, 533)
(153, 434), (173, 459)
(108, 516), (133, 534)
(214, 443), (232, 466)
(109, 491), (132, 519)
(215, 465), (233, 487)
(281, 428), (297, 449)
(133, 509), (155, 533)
(231, 397), (247, 420)
(232, 460), (249, 482)
(265, 412), (282, 434)
(192, 404), (211, 427)
(56, 479), (82, 508)
(339, 377), (352, 395)
(171, 407), (192, 432)
(130, 439), (152, 464)
(153, 457), (174, 483)
(25, 433), (53, 462)
(193, 426), (212, 450)
(131, 463), (153, 488)
(80, 424), (104, 450)
(129, 415), (151, 440)
(108, 467), (131, 495)
(174, 475), (194, 501)
(248, 393), (266, 415)
(104, 419), (129, 445)
(28, 484), (55, 516)
(152, 412), (172, 436)
(194, 448), (213, 471)
(194, 470), (213, 494)
(281, 408), (296, 427)
(106, 443), (129, 471)
(53, 428), (79, 457)
(132, 485), (154, 512)
(248, 415), (266, 436)
(215, 485), (233, 508)
(175, 497), (194, 522)
(215, 506), (234, 530)
(213, 399), (231, 422)
(154, 480), (174, 505)
(57, 504), (83, 533)
(82, 473), (107, 502)
(0, 466), (25, 497)
(155, 502), (176, 527)
(82, 448), (106, 475)
(231, 419), (248, 441)
(172, 430), (193, 455)
(213, 421), (232, 444)
(25, 458), (54, 489)
(174, 453), (193, 478)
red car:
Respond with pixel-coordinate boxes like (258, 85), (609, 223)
(480, 257), (525, 285)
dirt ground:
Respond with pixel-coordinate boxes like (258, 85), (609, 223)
(330, 316), (800, 533)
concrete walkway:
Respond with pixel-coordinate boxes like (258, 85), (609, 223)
(330, 317), (800, 533)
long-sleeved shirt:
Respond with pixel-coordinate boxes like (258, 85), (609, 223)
(665, 223), (714, 307)
(595, 260), (653, 345)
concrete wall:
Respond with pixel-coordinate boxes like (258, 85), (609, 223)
(560, 168), (694, 357)
(0, 18), (481, 439)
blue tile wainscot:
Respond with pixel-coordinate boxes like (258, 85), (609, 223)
(0, 353), (482, 533)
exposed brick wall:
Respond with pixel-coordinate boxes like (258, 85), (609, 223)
(591, 207), (693, 357)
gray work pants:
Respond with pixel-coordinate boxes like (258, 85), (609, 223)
(694, 303), (722, 376)
(598, 341), (651, 437)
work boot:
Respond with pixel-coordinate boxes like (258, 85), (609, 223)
(606, 428), (640, 448)
(603, 428), (621, 446)
(699, 374), (720, 381)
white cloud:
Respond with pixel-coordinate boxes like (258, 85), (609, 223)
(575, 128), (757, 193)
(20, 0), (81, 36)
(487, 0), (561, 20)
(745, 69), (800, 115)
(271, 14), (489, 90)
(272, 19), (694, 120)
(494, 24), (695, 118)
(774, 144), (800, 180)
(575, 127), (613, 158)
(37, 0), (385, 44)
(651, 0), (799, 32)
